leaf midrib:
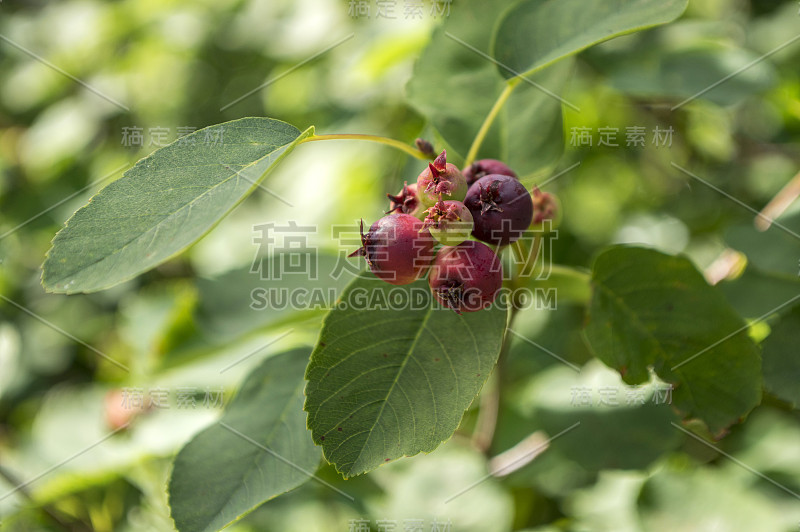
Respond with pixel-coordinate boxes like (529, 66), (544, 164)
(346, 307), (436, 475)
(202, 379), (306, 532)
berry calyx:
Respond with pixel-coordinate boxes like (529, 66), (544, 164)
(530, 186), (562, 231)
(421, 200), (474, 246)
(387, 182), (423, 218)
(463, 159), (517, 187)
(416, 150), (468, 207)
(428, 240), (502, 313)
(349, 214), (435, 285)
(464, 174), (533, 246)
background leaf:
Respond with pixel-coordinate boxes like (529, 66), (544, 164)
(406, 0), (568, 175)
(602, 46), (776, 106)
(42, 118), (312, 294)
(583, 246), (761, 435)
(304, 273), (508, 477)
(761, 305), (800, 407)
(168, 348), (319, 532)
(492, 0), (688, 78)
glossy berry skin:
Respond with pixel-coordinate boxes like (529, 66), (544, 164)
(421, 200), (474, 246)
(463, 159), (517, 187)
(387, 182), (424, 219)
(464, 174), (533, 246)
(416, 150), (468, 207)
(350, 214), (435, 285)
(429, 241), (502, 313)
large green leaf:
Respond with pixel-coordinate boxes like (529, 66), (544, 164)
(304, 273), (508, 477)
(761, 305), (800, 407)
(603, 46), (776, 106)
(406, 0), (567, 175)
(584, 246), (761, 435)
(168, 348), (319, 532)
(42, 118), (313, 293)
(492, 0), (688, 78)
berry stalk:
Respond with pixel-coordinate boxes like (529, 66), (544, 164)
(299, 134), (434, 160)
(464, 79), (520, 167)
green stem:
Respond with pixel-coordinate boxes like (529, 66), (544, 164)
(464, 80), (520, 167)
(299, 134), (432, 160)
(521, 234), (543, 279)
(472, 303), (520, 455)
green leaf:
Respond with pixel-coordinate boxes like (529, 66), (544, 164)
(761, 305), (800, 407)
(406, 0), (567, 175)
(604, 46), (777, 106)
(42, 118), (313, 294)
(168, 349), (319, 532)
(725, 214), (800, 279)
(304, 274), (508, 477)
(492, 0), (688, 78)
(719, 266), (800, 319)
(584, 246), (761, 435)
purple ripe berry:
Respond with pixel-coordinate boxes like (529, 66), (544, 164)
(387, 182), (423, 219)
(429, 240), (502, 313)
(463, 159), (517, 187)
(464, 174), (533, 246)
(421, 200), (474, 246)
(416, 150), (467, 207)
(349, 214), (435, 285)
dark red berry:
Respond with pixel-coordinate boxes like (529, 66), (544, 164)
(387, 182), (423, 218)
(464, 174), (533, 246)
(416, 150), (467, 207)
(463, 159), (517, 187)
(349, 214), (435, 285)
(428, 241), (502, 313)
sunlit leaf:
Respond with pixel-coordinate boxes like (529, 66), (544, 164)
(42, 118), (312, 293)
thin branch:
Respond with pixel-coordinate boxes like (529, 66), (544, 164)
(299, 134), (433, 160)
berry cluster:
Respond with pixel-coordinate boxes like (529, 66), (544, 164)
(351, 150), (556, 313)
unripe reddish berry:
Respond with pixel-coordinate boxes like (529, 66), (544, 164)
(429, 241), (502, 313)
(421, 200), (474, 246)
(463, 159), (517, 187)
(464, 174), (533, 246)
(349, 214), (435, 285)
(530, 186), (561, 231)
(416, 150), (467, 207)
(387, 182), (423, 219)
